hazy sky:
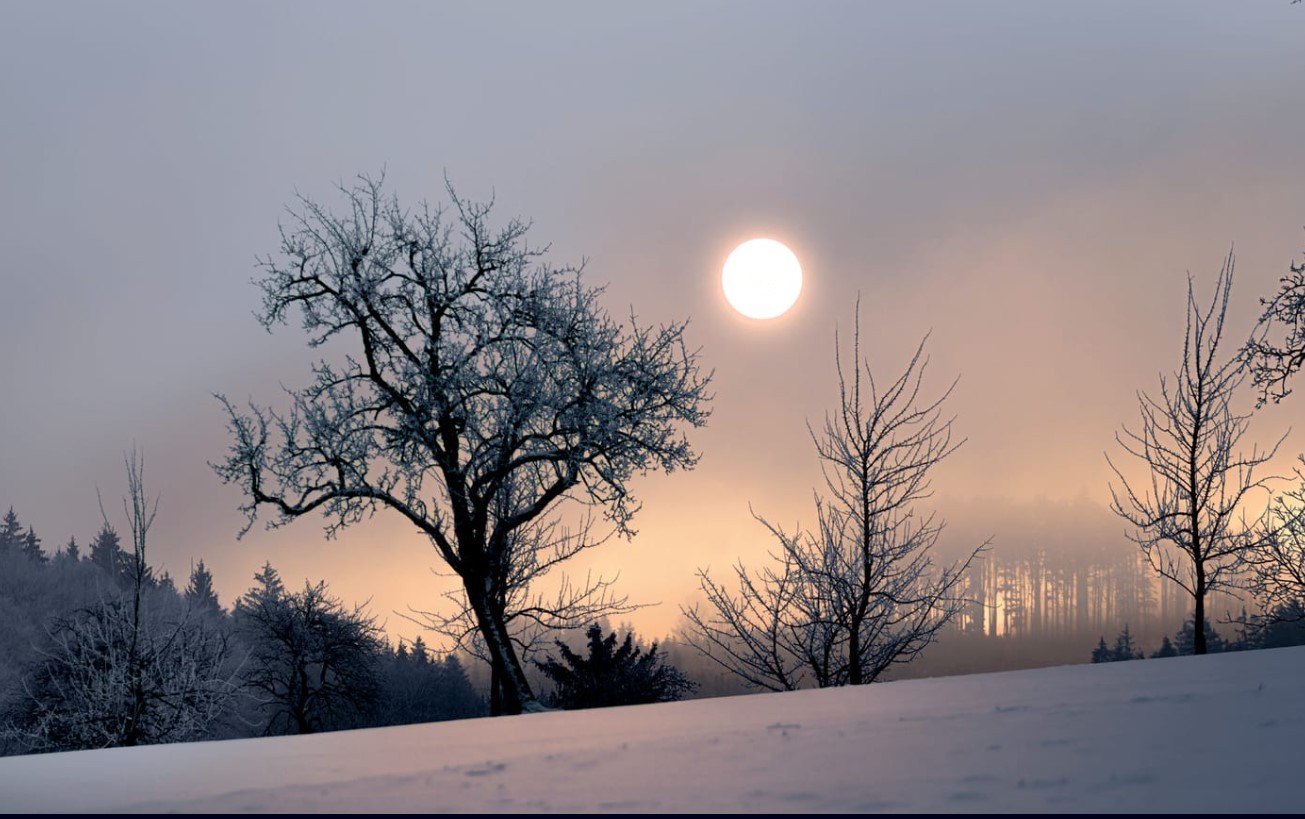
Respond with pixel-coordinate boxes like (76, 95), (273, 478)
(2, 2), (1304, 642)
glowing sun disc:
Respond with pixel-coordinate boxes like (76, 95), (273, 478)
(722, 238), (802, 319)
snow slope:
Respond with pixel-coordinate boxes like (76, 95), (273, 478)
(3, 646), (1302, 813)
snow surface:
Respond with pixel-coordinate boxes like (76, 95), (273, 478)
(3, 646), (1303, 813)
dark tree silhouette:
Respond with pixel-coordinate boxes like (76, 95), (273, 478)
(0, 507), (23, 555)
(88, 521), (124, 580)
(20, 528), (44, 564)
(213, 175), (711, 714)
(184, 560), (221, 614)
(1109, 258), (1284, 654)
(1245, 249), (1305, 406)
(234, 573), (385, 735)
(685, 304), (985, 690)
(535, 624), (695, 710)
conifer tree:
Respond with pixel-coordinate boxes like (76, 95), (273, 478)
(536, 624), (695, 710)
(89, 521), (124, 578)
(0, 507), (23, 554)
(185, 560), (221, 613)
(21, 528), (45, 564)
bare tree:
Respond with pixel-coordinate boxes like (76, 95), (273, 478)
(7, 449), (236, 751)
(234, 576), (385, 735)
(213, 175), (711, 714)
(1244, 248), (1305, 406)
(1108, 257), (1285, 654)
(684, 305), (985, 690)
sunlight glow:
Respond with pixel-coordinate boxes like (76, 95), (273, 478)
(722, 239), (802, 320)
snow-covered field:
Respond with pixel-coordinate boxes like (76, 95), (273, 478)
(3, 646), (1301, 813)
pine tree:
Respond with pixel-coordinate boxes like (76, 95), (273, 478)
(0, 507), (24, 554)
(185, 560), (221, 614)
(64, 536), (80, 562)
(1091, 636), (1112, 663)
(1175, 618), (1227, 655)
(1151, 635), (1179, 658)
(411, 635), (430, 664)
(535, 624), (696, 710)
(1112, 623), (1142, 661)
(21, 527), (46, 564)
(89, 522), (124, 578)
(238, 562), (285, 611)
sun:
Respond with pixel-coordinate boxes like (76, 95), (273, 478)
(722, 238), (802, 320)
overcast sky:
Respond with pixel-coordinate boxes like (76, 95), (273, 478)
(2, 1), (1304, 641)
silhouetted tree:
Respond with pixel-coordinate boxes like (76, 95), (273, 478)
(185, 560), (221, 614)
(1109, 258), (1283, 654)
(1244, 247), (1305, 405)
(213, 175), (711, 714)
(234, 574), (385, 734)
(20, 528), (45, 565)
(1091, 636), (1113, 664)
(1151, 635), (1179, 658)
(241, 562), (285, 609)
(88, 521), (123, 580)
(0, 507), (24, 555)
(1113, 623), (1143, 661)
(62, 536), (80, 562)
(1090, 624), (1143, 663)
(1174, 618), (1228, 655)
(535, 624), (695, 710)
(685, 304), (985, 690)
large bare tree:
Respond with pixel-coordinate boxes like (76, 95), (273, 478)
(1108, 257), (1284, 654)
(684, 306), (984, 690)
(214, 175), (711, 714)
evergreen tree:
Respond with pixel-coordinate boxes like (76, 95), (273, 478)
(1091, 636), (1113, 664)
(535, 624), (696, 710)
(20, 528), (46, 565)
(1256, 601), (1305, 648)
(1174, 618), (1227, 655)
(1112, 623), (1143, 661)
(1151, 635), (1179, 658)
(89, 522), (124, 578)
(64, 536), (80, 562)
(377, 643), (484, 726)
(239, 562), (285, 610)
(411, 635), (430, 664)
(0, 507), (23, 554)
(185, 560), (221, 614)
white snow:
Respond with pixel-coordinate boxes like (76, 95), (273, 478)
(3, 646), (1302, 813)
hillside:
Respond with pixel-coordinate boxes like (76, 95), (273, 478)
(3, 647), (1302, 813)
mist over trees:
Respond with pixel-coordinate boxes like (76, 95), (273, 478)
(213, 175), (711, 715)
(0, 472), (487, 756)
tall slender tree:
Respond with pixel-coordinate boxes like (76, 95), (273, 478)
(1109, 257), (1283, 654)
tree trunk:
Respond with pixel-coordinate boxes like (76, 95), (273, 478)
(847, 620), (863, 685)
(1194, 568), (1207, 655)
(466, 578), (537, 715)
